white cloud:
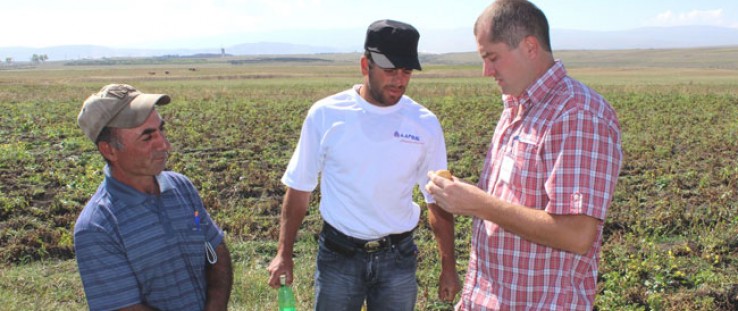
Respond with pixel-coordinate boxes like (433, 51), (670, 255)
(648, 9), (737, 28)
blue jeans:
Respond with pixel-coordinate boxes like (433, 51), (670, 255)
(314, 229), (418, 311)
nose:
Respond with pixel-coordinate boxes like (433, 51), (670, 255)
(394, 76), (409, 88)
(157, 132), (172, 152)
(483, 59), (495, 77)
(162, 135), (171, 151)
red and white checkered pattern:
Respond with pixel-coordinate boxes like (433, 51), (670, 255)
(457, 61), (622, 311)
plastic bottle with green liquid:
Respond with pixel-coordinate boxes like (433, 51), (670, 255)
(278, 274), (296, 311)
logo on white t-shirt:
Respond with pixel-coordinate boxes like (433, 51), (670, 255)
(394, 131), (421, 144)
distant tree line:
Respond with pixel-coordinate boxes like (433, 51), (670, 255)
(64, 56), (208, 66)
(2, 54), (49, 65)
(229, 57), (331, 65)
(31, 54), (49, 63)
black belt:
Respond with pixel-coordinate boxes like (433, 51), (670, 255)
(322, 222), (413, 254)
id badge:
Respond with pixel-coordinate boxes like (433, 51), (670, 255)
(499, 154), (514, 184)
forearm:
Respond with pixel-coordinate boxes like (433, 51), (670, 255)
(427, 202), (461, 301)
(205, 243), (233, 311)
(427, 168), (600, 255)
(474, 195), (599, 255)
(427, 203), (457, 267)
(276, 188), (310, 258)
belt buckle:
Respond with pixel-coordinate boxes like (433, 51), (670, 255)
(364, 240), (381, 252)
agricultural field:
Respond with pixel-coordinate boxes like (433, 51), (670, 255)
(1, 48), (738, 310)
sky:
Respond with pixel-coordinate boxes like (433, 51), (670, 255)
(3, 0), (738, 49)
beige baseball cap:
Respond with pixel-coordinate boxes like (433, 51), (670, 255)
(78, 84), (171, 142)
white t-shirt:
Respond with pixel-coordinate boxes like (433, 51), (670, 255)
(281, 85), (447, 239)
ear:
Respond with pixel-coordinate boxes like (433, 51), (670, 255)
(98, 141), (118, 163)
(360, 55), (370, 76)
(522, 35), (539, 59)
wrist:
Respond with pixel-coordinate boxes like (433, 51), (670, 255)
(440, 258), (457, 270)
(276, 248), (294, 260)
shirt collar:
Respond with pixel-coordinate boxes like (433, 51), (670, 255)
(353, 84), (403, 114)
(103, 165), (173, 205)
(503, 60), (567, 113)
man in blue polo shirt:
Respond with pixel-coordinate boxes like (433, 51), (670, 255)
(74, 84), (232, 311)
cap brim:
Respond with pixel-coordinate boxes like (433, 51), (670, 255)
(369, 51), (422, 71)
(107, 94), (171, 129)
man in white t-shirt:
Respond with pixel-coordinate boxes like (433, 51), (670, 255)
(266, 19), (461, 310)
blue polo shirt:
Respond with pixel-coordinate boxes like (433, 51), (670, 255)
(74, 167), (223, 311)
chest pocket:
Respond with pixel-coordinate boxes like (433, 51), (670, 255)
(163, 195), (208, 270)
(508, 134), (541, 185)
(122, 197), (207, 297)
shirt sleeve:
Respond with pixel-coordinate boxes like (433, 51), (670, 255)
(281, 107), (323, 192)
(543, 109), (622, 220)
(199, 206), (224, 248)
(419, 118), (448, 204)
(74, 228), (142, 311)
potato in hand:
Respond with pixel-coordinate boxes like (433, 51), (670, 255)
(436, 169), (453, 180)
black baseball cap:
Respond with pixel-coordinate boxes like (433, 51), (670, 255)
(364, 19), (422, 71)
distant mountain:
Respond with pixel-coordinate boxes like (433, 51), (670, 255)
(426, 25), (738, 52)
(0, 43), (345, 62)
(1, 25), (736, 62)
(552, 25), (738, 50)
(0, 45), (177, 61)
(226, 42), (346, 55)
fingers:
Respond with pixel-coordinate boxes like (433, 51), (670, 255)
(438, 286), (458, 302)
(426, 170), (440, 183)
(267, 269), (293, 288)
(424, 182), (434, 195)
(435, 169), (453, 181)
(439, 288), (451, 302)
(267, 257), (294, 289)
(438, 272), (462, 302)
(425, 171), (445, 195)
(266, 266), (281, 288)
(267, 272), (280, 289)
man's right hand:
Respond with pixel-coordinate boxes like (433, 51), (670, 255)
(267, 187), (311, 289)
(267, 253), (294, 289)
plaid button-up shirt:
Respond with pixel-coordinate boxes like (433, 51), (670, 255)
(457, 61), (622, 311)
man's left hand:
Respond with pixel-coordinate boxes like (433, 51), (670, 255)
(438, 266), (461, 302)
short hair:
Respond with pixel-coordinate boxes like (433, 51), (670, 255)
(363, 50), (376, 69)
(96, 126), (119, 146)
(474, 0), (552, 52)
(96, 126), (123, 164)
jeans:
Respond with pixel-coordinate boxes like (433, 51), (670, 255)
(314, 229), (419, 311)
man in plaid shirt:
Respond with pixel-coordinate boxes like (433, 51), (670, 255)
(426, 0), (622, 310)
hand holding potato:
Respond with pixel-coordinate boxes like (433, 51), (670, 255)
(427, 169), (481, 217)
